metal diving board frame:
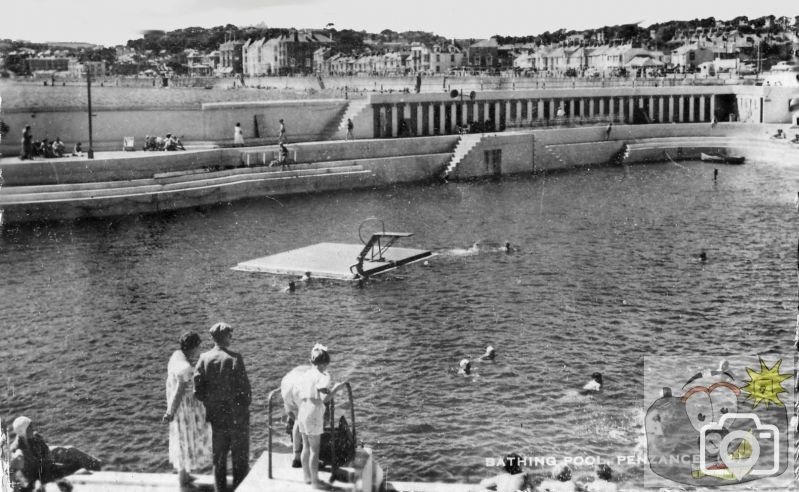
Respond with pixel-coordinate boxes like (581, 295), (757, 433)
(232, 232), (432, 281)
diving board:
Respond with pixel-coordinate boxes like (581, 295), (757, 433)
(232, 240), (432, 281)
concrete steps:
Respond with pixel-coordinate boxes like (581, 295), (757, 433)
(333, 97), (372, 140)
(0, 165), (370, 205)
(443, 133), (483, 178)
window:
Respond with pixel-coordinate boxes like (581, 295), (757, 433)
(451, 54), (455, 62)
(436, 54), (440, 62)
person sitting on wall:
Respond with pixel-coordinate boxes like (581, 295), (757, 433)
(9, 416), (103, 492)
(40, 138), (55, 158)
(52, 138), (65, 158)
(165, 134), (178, 151)
(72, 142), (83, 157)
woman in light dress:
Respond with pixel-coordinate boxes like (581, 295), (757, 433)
(233, 122), (245, 146)
(162, 332), (212, 486)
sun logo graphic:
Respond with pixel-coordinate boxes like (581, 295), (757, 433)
(740, 358), (792, 409)
(643, 356), (793, 489)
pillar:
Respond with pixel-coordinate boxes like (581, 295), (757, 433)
(608, 97), (614, 121)
(709, 95), (715, 122)
(648, 96), (655, 122)
(494, 101), (501, 128)
(628, 97), (635, 123)
(569, 99), (575, 118)
(699, 96), (706, 122)
(391, 104), (399, 137)
(439, 102), (447, 134)
(517, 101), (523, 123)
(378, 106), (387, 137)
(589, 98), (595, 118)
(451, 103), (457, 129)
(537, 100), (545, 120)
(668, 96), (674, 122)
(462, 101), (470, 126)
(505, 100), (512, 128)
(678, 96), (684, 122)
(428, 103), (435, 135)
(549, 99), (555, 120)
(417, 104), (425, 136)
(688, 96), (695, 122)
(527, 100), (534, 123)
(598, 98), (604, 118)
(658, 97), (665, 123)
(484, 102), (491, 124)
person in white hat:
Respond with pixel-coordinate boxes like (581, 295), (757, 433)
(9, 416), (101, 492)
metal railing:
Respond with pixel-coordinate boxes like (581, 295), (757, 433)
(265, 381), (356, 481)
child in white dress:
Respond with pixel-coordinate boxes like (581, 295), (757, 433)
(297, 343), (345, 489)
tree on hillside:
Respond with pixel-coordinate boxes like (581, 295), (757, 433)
(334, 29), (365, 54)
(3, 52), (30, 75)
(78, 47), (117, 66)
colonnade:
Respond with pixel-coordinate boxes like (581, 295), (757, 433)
(372, 94), (718, 138)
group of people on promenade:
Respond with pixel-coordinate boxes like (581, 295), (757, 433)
(160, 322), (342, 491)
(7, 322), (340, 492)
(19, 126), (82, 160)
(143, 133), (186, 151)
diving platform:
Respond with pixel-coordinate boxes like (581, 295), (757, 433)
(232, 234), (432, 281)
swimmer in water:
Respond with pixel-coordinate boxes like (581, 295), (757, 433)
(699, 249), (707, 262)
(458, 358), (471, 376)
(713, 169), (718, 182)
(283, 281), (296, 293)
(300, 271), (312, 282)
(479, 453), (534, 492)
(585, 464), (617, 492)
(581, 372), (603, 393)
(504, 242), (511, 253)
(538, 464), (576, 492)
(479, 345), (496, 361)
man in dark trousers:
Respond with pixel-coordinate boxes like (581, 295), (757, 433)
(194, 322), (252, 492)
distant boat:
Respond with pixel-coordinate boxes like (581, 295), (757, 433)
(700, 152), (745, 165)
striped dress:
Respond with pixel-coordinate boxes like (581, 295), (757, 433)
(166, 350), (212, 472)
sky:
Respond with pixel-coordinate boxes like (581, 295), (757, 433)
(2, 0), (797, 46)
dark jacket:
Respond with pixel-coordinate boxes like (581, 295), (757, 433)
(193, 346), (251, 426)
(11, 432), (53, 483)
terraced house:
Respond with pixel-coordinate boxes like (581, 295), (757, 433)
(243, 30), (332, 76)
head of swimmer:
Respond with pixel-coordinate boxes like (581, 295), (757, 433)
(503, 453), (523, 475)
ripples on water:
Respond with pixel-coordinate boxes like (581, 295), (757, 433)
(1, 158), (797, 486)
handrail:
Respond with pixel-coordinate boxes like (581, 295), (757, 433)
(266, 387), (281, 479)
(327, 381), (355, 484)
(264, 381), (356, 483)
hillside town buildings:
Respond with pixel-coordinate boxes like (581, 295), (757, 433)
(2, 15), (797, 80)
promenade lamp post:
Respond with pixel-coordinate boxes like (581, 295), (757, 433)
(85, 65), (94, 159)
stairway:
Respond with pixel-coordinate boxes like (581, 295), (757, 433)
(331, 96), (373, 140)
(442, 133), (482, 179)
